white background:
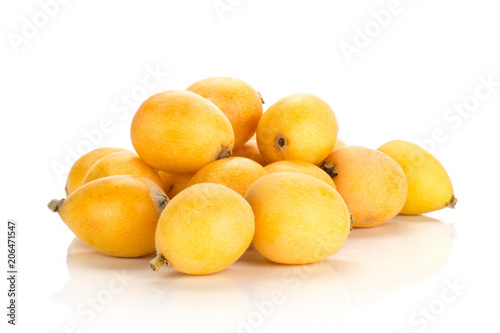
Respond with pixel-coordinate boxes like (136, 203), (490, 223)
(1, 0), (500, 332)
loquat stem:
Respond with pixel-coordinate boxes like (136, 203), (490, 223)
(258, 91), (265, 104)
(150, 254), (169, 272)
(447, 195), (458, 209)
(320, 162), (338, 178)
(157, 194), (169, 210)
(216, 145), (232, 160)
(48, 198), (65, 213)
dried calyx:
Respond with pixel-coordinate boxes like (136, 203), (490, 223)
(275, 134), (287, 151)
(320, 162), (338, 178)
(216, 145), (232, 160)
(157, 195), (169, 210)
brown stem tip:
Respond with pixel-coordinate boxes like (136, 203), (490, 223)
(48, 198), (65, 212)
(150, 254), (170, 272)
(258, 91), (265, 104)
(275, 134), (287, 151)
(157, 195), (169, 210)
(216, 145), (232, 160)
(320, 162), (338, 178)
(447, 195), (458, 209)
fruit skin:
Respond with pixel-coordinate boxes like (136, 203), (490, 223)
(232, 140), (267, 166)
(187, 77), (263, 149)
(158, 171), (194, 199)
(130, 90), (234, 174)
(256, 93), (338, 165)
(49, 175), (168, 257)
(153, 183), (254, 275)
(321, 146), (408, 228)
(377, 140), (456, 215)
(264, 160), (336, 189)
(65, 147), (125, 195)
(189, 157), (267, 196)
(83, 151), (165, 192)
(245, 171), (351, 265)
(334, 138), (346, 149)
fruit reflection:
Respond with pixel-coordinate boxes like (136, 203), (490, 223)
(53, 215), (455, 329)
(334, 215), (455, 306)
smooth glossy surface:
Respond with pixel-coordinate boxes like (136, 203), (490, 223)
(31, 216), (460, 333)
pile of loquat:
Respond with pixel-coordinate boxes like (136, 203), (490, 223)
(49, 77), (456, 275)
